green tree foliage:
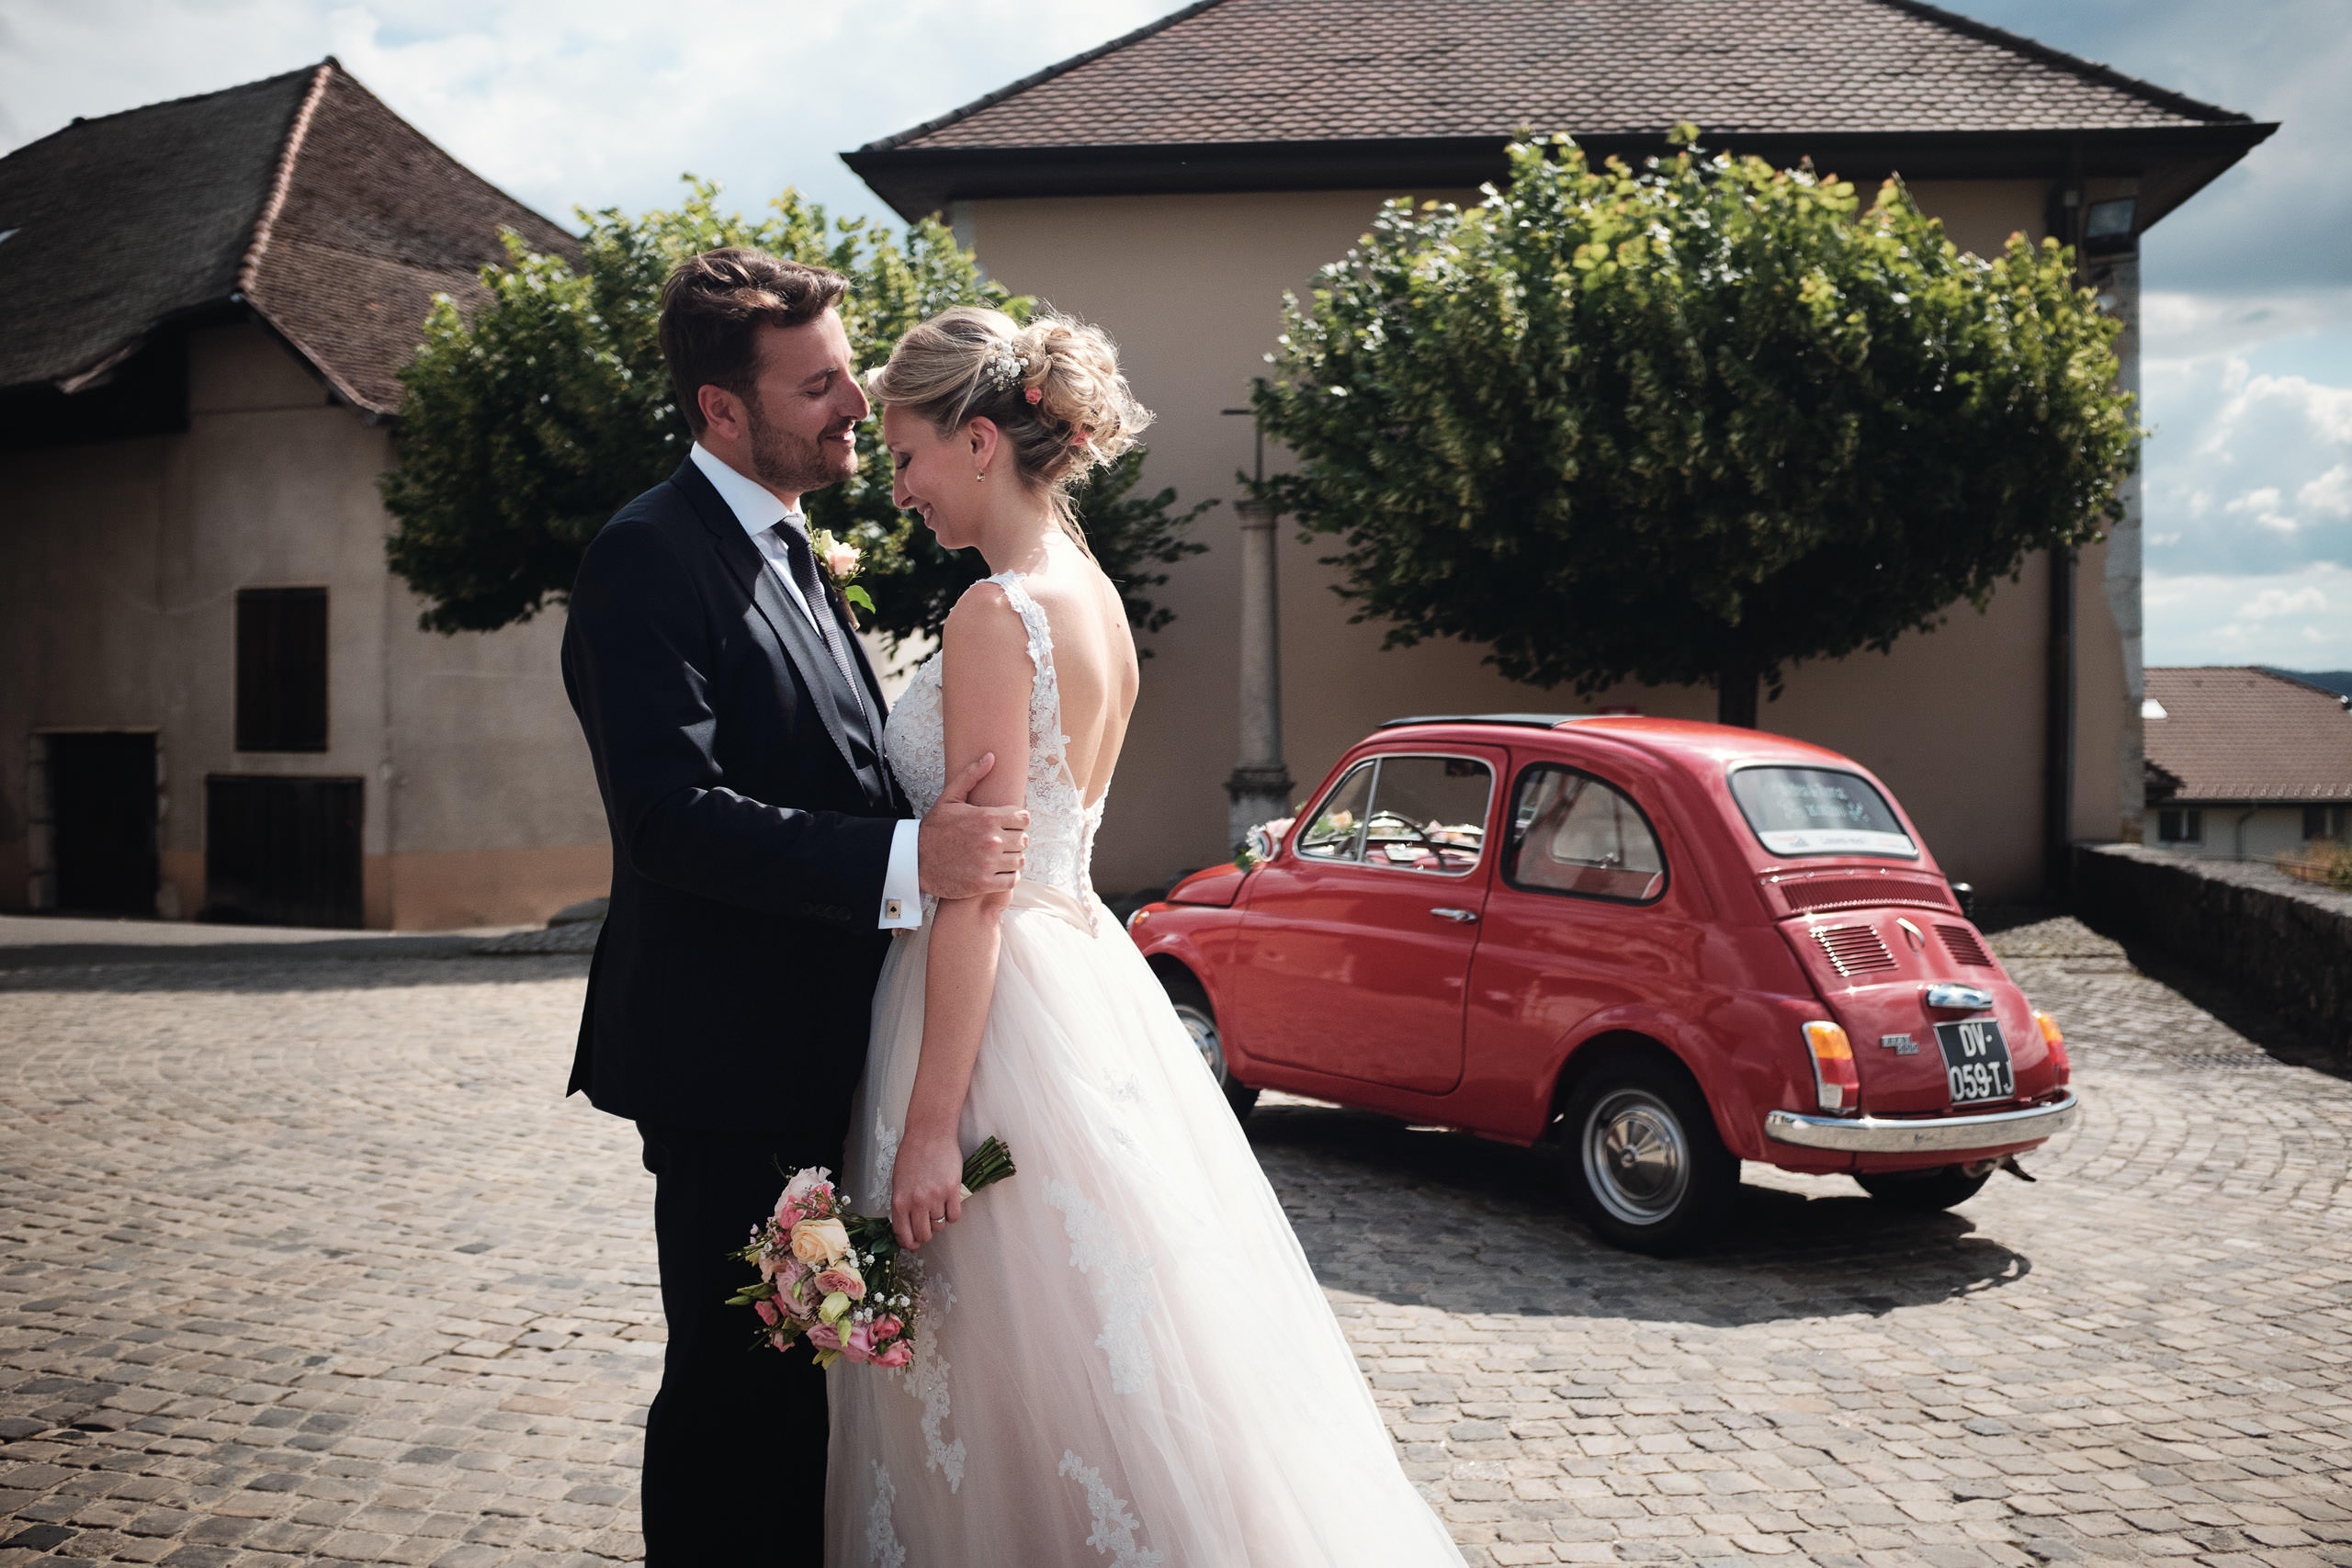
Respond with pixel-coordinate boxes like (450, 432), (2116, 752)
(383, 179), (1208, 648)
(1253, 131), (2140, 724)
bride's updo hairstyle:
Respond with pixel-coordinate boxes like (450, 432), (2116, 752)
(866, 307), (1152, 536)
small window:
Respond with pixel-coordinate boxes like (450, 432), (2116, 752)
(1507, 765), (1667, 903)
(1295, 762), (1375, 862)
(236, 587), (328, 752)
(1360, 755), (1491, 874)
(1729, 766), (1917, 860)
(2157, 807), (2202, 844)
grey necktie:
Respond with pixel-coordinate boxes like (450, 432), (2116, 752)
(775, 520), (873, 728)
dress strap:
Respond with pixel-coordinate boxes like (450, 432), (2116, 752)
(985, 570), (1055, 671)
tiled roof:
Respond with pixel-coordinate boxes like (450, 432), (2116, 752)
(2144, 669), (2352, 806)
(0, 62), (574, 416)
(871, 0), (2250, 153)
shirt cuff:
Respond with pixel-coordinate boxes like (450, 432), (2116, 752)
(879, 818), (922, 930)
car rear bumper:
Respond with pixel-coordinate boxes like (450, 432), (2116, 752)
(1763, 1090), (2080, 1153)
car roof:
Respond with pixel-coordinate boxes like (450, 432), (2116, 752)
(1373, 714), (1862, 771)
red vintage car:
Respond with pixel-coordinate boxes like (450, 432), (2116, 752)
(1126, 715), (2079, 1254)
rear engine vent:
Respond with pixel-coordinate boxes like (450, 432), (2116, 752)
(1772, 873), (1960, 916)
(1937, 924), (1996, 968)
(1814, 923), (1898, 977)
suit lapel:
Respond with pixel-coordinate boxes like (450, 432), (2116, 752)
(668, 461), (863, 783)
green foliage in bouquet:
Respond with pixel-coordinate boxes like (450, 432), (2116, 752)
(1253, 129), (2142, 725)
(383, 179), (1209, 649)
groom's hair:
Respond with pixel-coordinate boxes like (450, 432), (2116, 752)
(659, 247), (850, 435)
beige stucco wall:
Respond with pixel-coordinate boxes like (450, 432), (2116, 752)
(966, 176), (2134, 898)
(2141, 806), (2323, 863)
(0, 321), (606, 929)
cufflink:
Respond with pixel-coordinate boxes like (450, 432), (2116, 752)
(885, 898), (903, 921)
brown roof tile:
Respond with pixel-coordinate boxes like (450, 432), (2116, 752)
(873, 0), (2250, 153)
(2144, 668), (2352, 806)
(0, 61), (575, 416)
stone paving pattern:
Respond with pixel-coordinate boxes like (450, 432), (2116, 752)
(0, 916), (2346, 1566)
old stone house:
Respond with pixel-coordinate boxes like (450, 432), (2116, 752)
(846, 0), (2275, 898)
(0, 62), (609, 929)
(2143, 668), (2352, 862)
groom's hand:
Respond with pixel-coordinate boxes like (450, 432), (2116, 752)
(919, 752), (1028, 899)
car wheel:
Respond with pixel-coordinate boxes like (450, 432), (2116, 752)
(1854, 1163), (1996, 1212)
(1563, 1055), (1737, 1256)
(1160, 971), (1259, 1120)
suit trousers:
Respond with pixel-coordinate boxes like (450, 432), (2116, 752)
(638, 1119), (847, 1565)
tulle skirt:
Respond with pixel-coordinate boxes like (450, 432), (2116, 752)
(824, 881), (1466, 1567)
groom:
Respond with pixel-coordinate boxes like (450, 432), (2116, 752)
(560, 247), (1025, 1564)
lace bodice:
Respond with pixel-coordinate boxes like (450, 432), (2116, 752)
(885, 570), (1108, 910)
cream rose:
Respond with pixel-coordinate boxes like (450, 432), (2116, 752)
(823, 541), (861, 579)
(789, 1217), (850, 1268)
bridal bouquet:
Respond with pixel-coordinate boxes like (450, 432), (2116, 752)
(726, 1137), (1016, 1369)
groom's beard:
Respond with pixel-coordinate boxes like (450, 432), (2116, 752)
(744, 391), (856, 498)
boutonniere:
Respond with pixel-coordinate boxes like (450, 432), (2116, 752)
(808, 526), (876, 619)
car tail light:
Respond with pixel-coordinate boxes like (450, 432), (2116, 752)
(1803, 1021), (1860, 1112)
(2033, 1010), (2071, 1086)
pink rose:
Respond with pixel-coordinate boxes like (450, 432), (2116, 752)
(805, 1323), (844, 1355)
(753, 1298), (778, 1327)
(769, 1330), (792, 1353)
(870, 1314), (905, 1342)
(814, 1264), (865, 1302)
(841, 1323), (878, 1364)
(823, 541), (861, 579)
(780, 1166), (832, 1213)
(873, 1339), (912, 1369)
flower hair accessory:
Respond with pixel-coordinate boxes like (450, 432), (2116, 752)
(1024, 387), (1043, 405)
(980, 344), (1027, 394)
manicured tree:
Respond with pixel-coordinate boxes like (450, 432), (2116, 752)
(1253, 130), (2139, 725)
(384, 179), (1207, 646)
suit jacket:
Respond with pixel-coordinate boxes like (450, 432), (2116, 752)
(561, 457), (910, 1134)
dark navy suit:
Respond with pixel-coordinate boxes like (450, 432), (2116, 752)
(561, 456), (907, 1564)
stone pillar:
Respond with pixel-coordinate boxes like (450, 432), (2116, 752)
(1225, 497), (1295, 852)
(2096, 251), (2145, 843)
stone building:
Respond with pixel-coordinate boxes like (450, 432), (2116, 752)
(2142, 668), (2352, 862)
(846, 0), (2276, 899)
(0, 62), (609, 929)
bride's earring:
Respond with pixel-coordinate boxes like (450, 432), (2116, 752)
(975, 468), (987, 482)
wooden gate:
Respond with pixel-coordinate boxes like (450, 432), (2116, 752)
(47, 732), (160, 915)
(204, 775), (364, 928)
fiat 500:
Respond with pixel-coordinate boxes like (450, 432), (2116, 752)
(1125, 715), (2079, 1254)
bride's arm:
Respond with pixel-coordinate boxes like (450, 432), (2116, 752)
(893, 584), (1034, 1250)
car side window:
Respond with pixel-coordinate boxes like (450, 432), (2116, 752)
(1507, 764), (1667, 903)
(1295, 761), (1375, 862)
(1362, 755), (1493, 875)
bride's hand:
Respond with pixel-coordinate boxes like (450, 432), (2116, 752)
(890, 1131), (966, 1250)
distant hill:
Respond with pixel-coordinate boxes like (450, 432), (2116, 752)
(2261, 667), (2352, 700)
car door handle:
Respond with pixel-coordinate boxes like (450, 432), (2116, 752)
(1429, 907), (1479, 923)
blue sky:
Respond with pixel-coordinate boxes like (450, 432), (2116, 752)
(3, 0), (2345, 672)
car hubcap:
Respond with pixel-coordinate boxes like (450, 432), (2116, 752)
(1174, 1003), (1226, 1086)
(1582, 1089), (1690, 1226)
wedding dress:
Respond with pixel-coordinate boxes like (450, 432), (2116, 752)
(825, 571), (1466, 1567)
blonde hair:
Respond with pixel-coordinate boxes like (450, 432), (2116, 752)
(865, 307), (1152, 533)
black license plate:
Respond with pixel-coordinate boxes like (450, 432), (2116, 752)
(1935, 1019), (2014, 1104)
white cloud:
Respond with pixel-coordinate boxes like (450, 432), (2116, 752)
(2301, 464), (2352, 520)
(2223, 485), (2296, 533)
(0, 0), (1174, 228)
(2146, 563), (2352, 667)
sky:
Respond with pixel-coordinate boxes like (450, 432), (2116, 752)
(2, 0), (2346, 674)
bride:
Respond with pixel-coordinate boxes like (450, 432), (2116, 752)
(826, 307), (1466, 1567)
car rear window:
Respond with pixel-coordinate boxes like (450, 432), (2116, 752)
(1729, 767), (1917, 859)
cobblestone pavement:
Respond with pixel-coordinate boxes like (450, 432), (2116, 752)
(1, 919), (2346, 1567)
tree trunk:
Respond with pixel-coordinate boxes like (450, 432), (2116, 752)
(1717, 647), (1759, 728)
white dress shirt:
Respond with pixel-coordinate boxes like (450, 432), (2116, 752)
(690, 442), (922, 931)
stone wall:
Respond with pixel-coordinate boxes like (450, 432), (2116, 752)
(2074, 842), (2352, 1062)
